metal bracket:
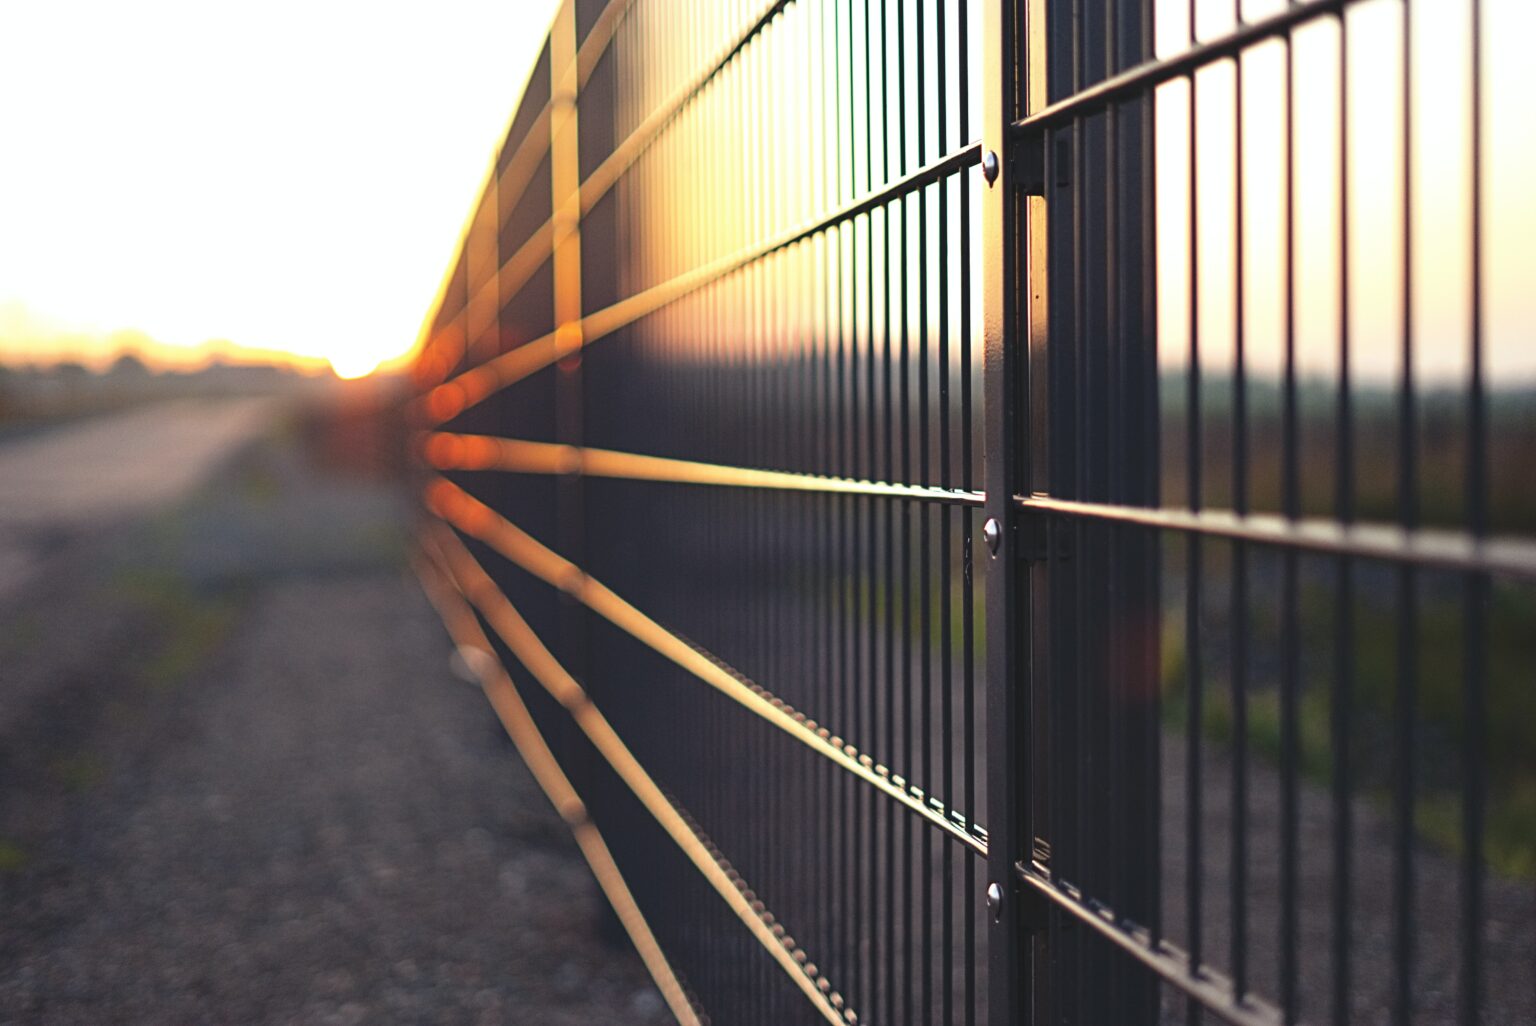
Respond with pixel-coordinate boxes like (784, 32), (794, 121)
(1018, 509), (1073, 564)
(1015, 859), (1052, 935)
(1011, 131), (1046, 196)
(1018, 509), (1050, 563)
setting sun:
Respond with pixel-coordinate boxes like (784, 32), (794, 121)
(327, 347), (386, 381)
(0, 0), (558, 376)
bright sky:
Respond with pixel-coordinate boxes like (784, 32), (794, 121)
(0, 0), (558, 377)
(1154, 0), (1536, 386)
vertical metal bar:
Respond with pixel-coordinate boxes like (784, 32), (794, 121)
(957, 4), (978, 1022)
(1279, 27), (1301, 1026)
(1139, 0), (1160, 963)
(750, 34), (768, 1009)
(863, 2), (882, 1012)
(1102, 2), (1126, 1007)
(827, 1), (856, 1010)
(1332, 10), (1356, 1026)
(847, 1), (870, 1011)
(1101, 8), (1158, 1016)
(838, 0), (853, 1004)
(935, 8), (955, 1025)
(550, 0), (590, 868)
(798, 6), (822, 979)
(912, 3), (936, 1022)
(811, 0), (826, 1000)
(1230, 5), (1251, 1003)
(896, 7), (916, 1022)
(1184, 25), (1205, 1024)
(876, 8), (896, 1020)
(1069, 0), (1091, 1014)
(983, 0), (1027, 1025)
(1461, 2), (1487, 1023)
(768, 33), (783, 992)
(1393, 3), (1417, 1023)
(1021, 0), (1056, 1021)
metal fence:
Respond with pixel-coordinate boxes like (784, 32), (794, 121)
(410, 1), (1535, 1024)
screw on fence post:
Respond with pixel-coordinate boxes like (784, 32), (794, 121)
(983, 517), (1002, 556)
(982, 149), (1000, 186)
(986, 882), (1004, 923)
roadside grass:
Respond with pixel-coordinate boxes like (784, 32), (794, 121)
(18, 568), (247, 799)
(1161, 567), (1536, 880)
(48, 752), (107, 793)
(0, 611), (42, 660)
(109, 567), (242, 694)
(0, 839), (28, 873)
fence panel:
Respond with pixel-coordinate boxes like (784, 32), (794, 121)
(412, 2), (1535, 1024)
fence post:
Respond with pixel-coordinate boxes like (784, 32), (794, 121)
(1030, 1), (1160, 1022)
(982, 0), (1030, 1024)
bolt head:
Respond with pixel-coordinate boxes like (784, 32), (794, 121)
(983, 517), (1002, 555)
(982, 149), (1000, 186)
(986, 882), (1004, 920)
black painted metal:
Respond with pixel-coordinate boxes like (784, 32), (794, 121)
(981, 0), (1026, 1023)
(412, 2), (1522, 1025)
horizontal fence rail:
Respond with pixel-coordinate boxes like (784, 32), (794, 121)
(409, 1), (1535, 1024)
(425, 476), (989, 858)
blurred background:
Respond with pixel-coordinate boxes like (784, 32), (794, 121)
(0, 2), (672, 1022)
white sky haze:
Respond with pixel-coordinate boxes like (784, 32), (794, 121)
(0, 0), (559, 376)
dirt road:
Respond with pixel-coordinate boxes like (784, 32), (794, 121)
(0, 405), (667, 1025)
(0, 398), (279, 602)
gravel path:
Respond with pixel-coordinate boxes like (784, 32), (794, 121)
(0, 398), (279, 604)
(1158, 723), (1536, 1026)
(0, 414), (669, 1025)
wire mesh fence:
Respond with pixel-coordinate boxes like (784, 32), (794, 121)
(410, 1), (1535, 1024)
